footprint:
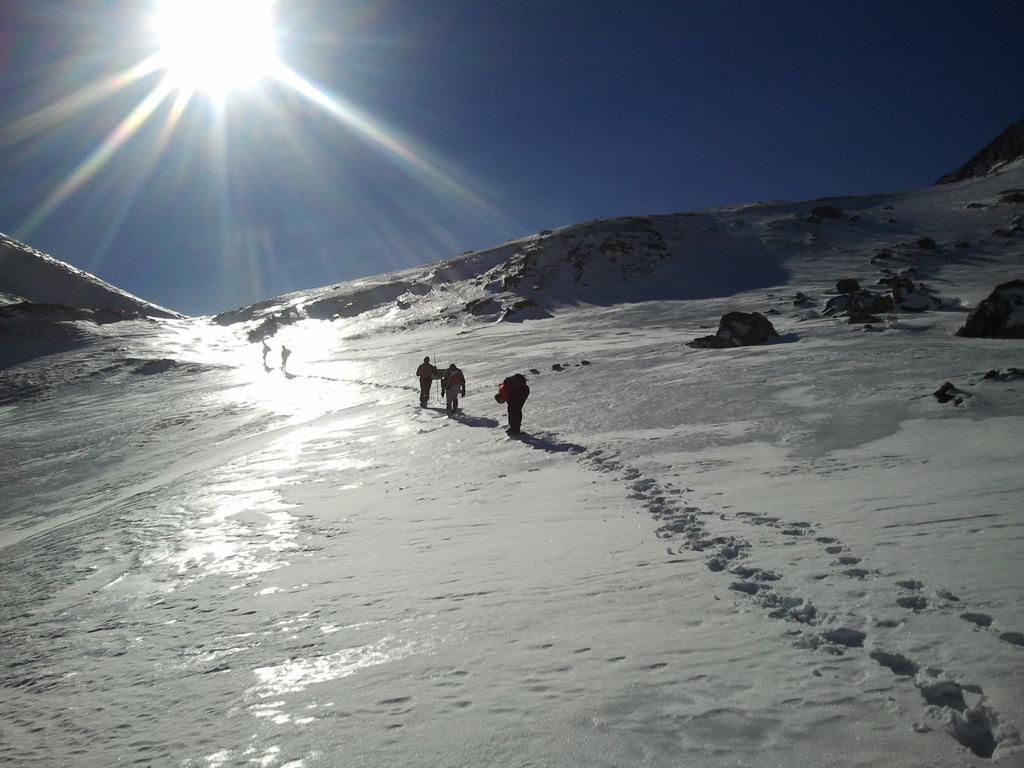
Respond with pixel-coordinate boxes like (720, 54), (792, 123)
(896, 580), (924, 591)
(730, 565), (781, 582)
(897, 595), (928, 611)
(821, 627), (866, 648)
(607, 656), (626, 663)
(833, 555), (861, 565)
(870, 650), (919, 677)
(960, 612), (993, 628)
(999, 631), (1024, 647)
(917, 679), (966, 711)
(825, 545), (844, 554)
(729, 580), (761, 595)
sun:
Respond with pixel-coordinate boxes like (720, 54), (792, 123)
(153, 0), (280, 95)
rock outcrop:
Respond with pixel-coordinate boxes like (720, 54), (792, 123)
(688, 311), (779, 349)
(956, 280), (1024, 338)
(937, 118), (1024, 184)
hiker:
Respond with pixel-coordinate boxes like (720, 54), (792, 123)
(495, 373), (530, 435)
(415, 356), (439, 407)
(281, 345), (291, 373)
(261, 340), (271, 367)
(441, 363), (466, 416)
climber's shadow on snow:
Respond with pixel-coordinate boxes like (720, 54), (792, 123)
(516, 431), (586, 454)
(451, 412), (500, 428)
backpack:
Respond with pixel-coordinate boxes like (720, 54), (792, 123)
(448, 370), (464, 388)
(494, 382), (507, 403)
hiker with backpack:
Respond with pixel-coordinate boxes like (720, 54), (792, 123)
(441, 363), (466, 416)
(415, 356), (439, 407)
(495, 373), (530, 435)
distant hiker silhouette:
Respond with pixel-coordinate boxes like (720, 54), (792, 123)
(261, 340), (271, 368)
(441, 364), (466, 416)
(495, 373), (529, 435)
(280, 345), (291, 373)
(415, 356), (439, 407)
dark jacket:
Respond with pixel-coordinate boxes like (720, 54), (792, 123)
(416, 362), (438, 380)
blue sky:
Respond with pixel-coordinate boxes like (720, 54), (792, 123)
(1, 1), (1021, 315)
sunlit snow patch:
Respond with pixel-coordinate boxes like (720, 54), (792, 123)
(251, 637), (424, 697)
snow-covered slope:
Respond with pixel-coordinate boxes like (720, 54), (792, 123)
(1, 160), (1023, 768)
(0, 232), (183, 368)
(0, 232), (182, 318)
(212, 164), (1023, 337)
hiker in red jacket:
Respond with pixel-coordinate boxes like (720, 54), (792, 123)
(415, 356), (439, 407)
(495, 373), (530, 435)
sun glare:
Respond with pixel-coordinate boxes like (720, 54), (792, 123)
(154, 0), (280, 95)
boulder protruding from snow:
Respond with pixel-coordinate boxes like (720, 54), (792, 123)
(934, 382), (970, 406)
(824, 290), (895, 322)
(956, 280), (1024, 339)
(688, 311), (779, 349)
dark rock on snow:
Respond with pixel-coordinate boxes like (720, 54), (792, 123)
(688, 311), (779, 349)
(934, 382), (970, 405)
(983, 367), (1024, 381)
(825, 290), (894, 320)
(956, 280), (1024, 338)
(793, 292), (815, 306)
(835, 278), (861, 294)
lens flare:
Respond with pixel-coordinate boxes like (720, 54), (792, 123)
(154, 0), (279, 95)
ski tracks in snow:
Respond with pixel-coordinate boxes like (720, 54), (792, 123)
(496, 428), (1022, 760)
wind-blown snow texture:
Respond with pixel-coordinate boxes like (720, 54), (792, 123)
(2, 165), (1023, 767)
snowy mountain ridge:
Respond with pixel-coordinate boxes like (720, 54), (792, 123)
(937, 118), (1024, 185)
(0, 231), (182, 319)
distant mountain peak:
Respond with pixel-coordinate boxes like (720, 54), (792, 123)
(0, 232), (182, 318)
(936, 117), (1024, 184)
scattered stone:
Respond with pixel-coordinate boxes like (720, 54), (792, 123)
(835, 278), (861, 294)
(917, 237), (938, 250)
(961, 612), (993, 628)
(956, 280), (1024, 338)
